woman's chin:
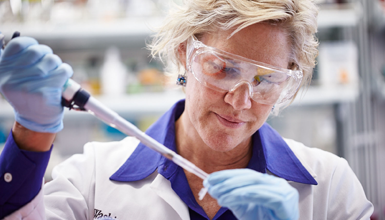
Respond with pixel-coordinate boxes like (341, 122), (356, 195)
(203, 135), (242, 153)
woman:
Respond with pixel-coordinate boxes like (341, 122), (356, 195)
(0, 0), (373, 219)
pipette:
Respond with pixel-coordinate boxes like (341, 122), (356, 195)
(5, 31), (209, 200)
(62, 79), (209, 200)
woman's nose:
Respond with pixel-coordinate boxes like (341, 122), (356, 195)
(224, 81), (252, 110)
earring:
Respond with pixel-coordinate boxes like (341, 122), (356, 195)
(176, 73), (187, 87)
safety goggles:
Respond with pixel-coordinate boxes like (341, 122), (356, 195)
(186, 36), (303, 105)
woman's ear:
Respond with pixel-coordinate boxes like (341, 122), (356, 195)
(177, 42), (187, 68)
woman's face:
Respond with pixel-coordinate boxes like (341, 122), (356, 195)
(182, 23), (291, 152)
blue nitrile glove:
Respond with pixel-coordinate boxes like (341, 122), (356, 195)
(0, 37), (73, 133)
(203, 169), (299, 220)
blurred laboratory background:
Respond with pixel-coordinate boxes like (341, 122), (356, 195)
(0, 0), (385, 218)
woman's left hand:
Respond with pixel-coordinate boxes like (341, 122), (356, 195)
(203, 169), (299, 220)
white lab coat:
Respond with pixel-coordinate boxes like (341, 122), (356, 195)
(4, 137), (373, 220)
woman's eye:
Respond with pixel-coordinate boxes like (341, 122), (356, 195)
(202, 60), (226, 76)
(222, 67), (239, 76)
(253, 73), (287, 86)
(268, 73), (288, 83)
(202, 61), (221, 73)
(200, 54), (239, 79)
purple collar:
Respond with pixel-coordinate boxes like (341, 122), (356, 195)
(110, 99), (316, 185)
(110, 99), (317, 219)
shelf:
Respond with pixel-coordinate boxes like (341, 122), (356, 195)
(317, 3), (362, 28)
(1, 17), (164, 39)
(0, 85), (359, 119)
(292, 84), (359, 106)
(0, 3), (361, 50)
(81, 90), (186, 117)
(0, 90), (185, 119)
(0, 17), (165, 50)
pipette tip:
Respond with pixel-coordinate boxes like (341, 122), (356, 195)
(198, 187), (208, 200)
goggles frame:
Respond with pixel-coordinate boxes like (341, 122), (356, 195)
(185, 36), (303, 106)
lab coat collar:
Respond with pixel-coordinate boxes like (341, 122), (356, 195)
(110, 99), (183, 181)
(110, 99), (317, 185)
(149, 174), (190, 220)
(259, 124), (318, 185)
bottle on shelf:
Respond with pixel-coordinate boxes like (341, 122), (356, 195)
(100, 47), (127, 96)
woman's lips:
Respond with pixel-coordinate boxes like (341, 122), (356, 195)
(215, 113), (246, 128)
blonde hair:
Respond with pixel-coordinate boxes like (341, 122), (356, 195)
(150, 0), (319, 104)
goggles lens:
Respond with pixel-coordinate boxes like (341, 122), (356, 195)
(187, 37), (303, 105)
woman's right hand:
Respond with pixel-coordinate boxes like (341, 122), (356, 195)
(0, 36), (73, 133)
(0, 36), (73, 151)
